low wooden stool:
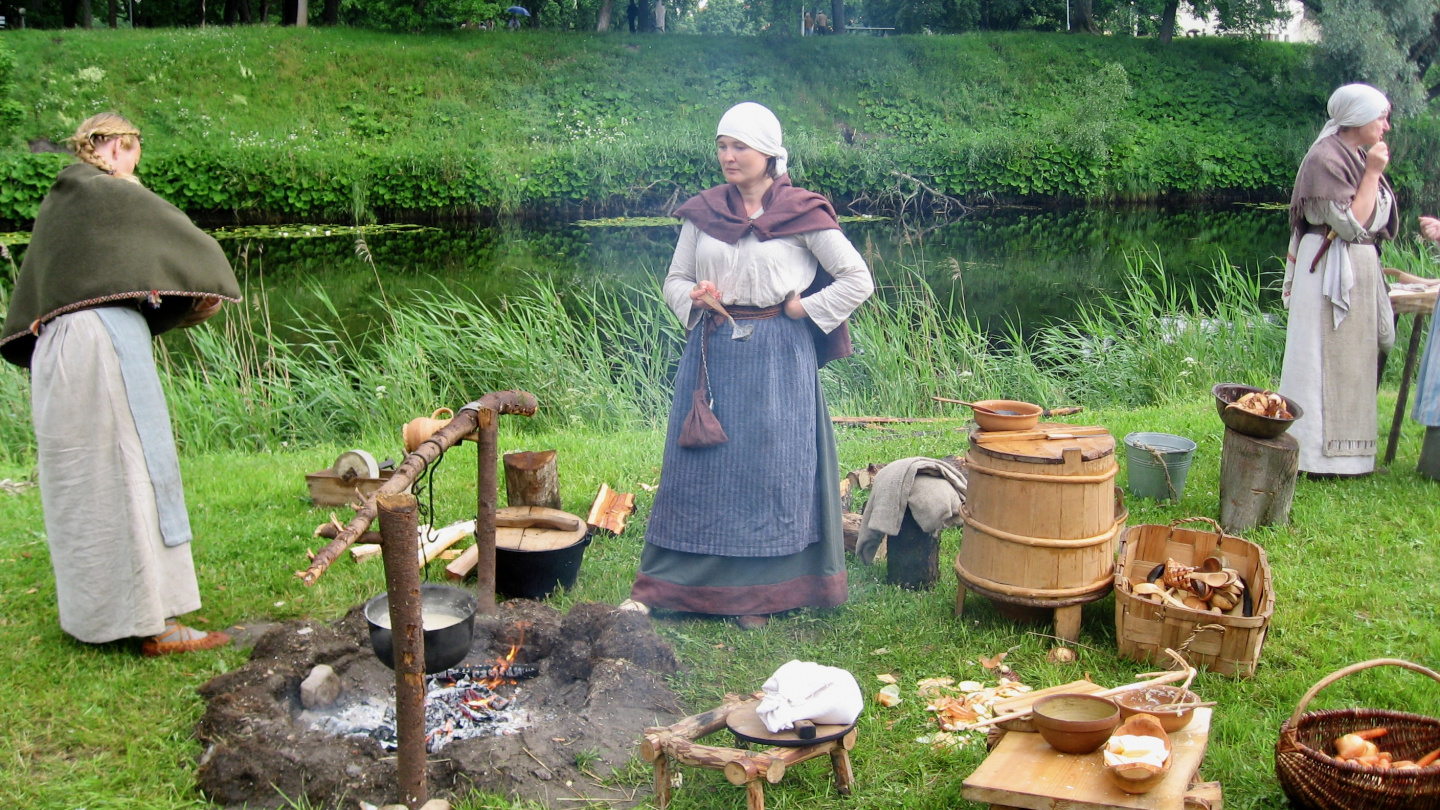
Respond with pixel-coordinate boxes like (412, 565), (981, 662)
(1218, 428), (1298, 532)
(641, 693), (857, 810)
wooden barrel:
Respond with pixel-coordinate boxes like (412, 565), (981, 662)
(957, 424), (1125, 607)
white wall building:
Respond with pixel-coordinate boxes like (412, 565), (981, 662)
(1176, 0), (1318, 43)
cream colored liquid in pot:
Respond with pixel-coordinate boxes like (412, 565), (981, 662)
(372, 607), (467, 630)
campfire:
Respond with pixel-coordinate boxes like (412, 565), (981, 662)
(196, 601), (683, 809)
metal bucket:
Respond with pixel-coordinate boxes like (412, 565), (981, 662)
(1124, 432), (1197, 502)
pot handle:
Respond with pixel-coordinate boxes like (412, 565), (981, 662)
(432, 407), (455, 420)
(1285, 659), (1440, 731)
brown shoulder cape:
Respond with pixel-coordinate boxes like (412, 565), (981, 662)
(1289, 133), (1398, 242)
(673, 175), (853, 367)
(2, 163), (241, 368)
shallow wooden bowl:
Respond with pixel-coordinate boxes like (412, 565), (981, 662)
(1031, 694), (1120, 754)
(1212, 383), (1302, 440)
(1113, 686), (1200, 733)
(1105, 713), (1173, 795)
(972, 400), (1043, 432)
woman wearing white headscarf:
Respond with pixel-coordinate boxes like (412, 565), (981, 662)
(625, 102), (873, 628)
(1279, 83), (1398, 477)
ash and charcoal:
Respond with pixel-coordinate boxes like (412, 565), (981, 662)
(196, 600), (683, 810)
(309, 670), (533, 753)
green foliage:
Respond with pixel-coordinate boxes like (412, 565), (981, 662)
(0, 43), (22, 142)
(1310, 0), (1436, 115)
(0, 29), (1332, 224)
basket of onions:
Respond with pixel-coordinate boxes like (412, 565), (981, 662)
(1276, 659), (1440, 810)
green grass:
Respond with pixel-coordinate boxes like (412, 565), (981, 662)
(1, 395), (1439, 808)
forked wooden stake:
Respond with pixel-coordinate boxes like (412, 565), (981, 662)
(377, 492), (427, 809)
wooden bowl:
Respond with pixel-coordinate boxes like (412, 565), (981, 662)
(1212, 383), (1302, 440)
(972, 400), (1043, 432)
(1031, 694), (1120, 754)
(1112, 686), (1200, 733)
(1105, 713), (1173, 795)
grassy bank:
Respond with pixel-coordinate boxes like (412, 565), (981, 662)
(1, 395), (1439, 809)
(0, 28), (1351, 224)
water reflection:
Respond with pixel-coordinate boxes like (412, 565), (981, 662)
(10, 205), (1290, 347)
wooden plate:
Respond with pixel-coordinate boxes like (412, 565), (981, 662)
(726, 703), (855, 747)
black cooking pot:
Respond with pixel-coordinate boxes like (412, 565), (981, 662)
(364, 584), (477, 674)
(496, 531), (592, 599)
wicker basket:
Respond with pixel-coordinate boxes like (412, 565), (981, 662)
(1277, 659), (1440, 810)
(1113, 517), (1274, 677)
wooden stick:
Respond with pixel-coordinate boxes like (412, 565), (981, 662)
(297, 390), (538, 585)
(377, 493), (427, 810)
(476, 408), (499, 615)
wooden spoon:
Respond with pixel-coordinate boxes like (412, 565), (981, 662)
(930, 396), (1018, 416)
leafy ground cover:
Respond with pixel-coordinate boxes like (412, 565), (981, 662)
(0, 28), (1349, 223)
(0, 396), (1438, 809)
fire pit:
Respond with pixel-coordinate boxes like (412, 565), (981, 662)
(196, 601), (682, 809)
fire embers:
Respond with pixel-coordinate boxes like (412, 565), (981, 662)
(371, 670), (529, 753)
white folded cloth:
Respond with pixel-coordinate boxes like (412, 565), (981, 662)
(755, 660), (863, 734)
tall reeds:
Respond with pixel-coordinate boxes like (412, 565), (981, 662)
(0, 248), (1299, 463)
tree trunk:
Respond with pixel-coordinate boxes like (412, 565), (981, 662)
(239, 0), (252, 23)
(503, 450), (562, 509)
(61, 0), (77, 28)
(596, 0), (612, 29)
(224, 0), (239, 23)
(831, 0), (842, 33)
(1158, 0), (1178, 43)
(1070, 0), (1095, 32)
(1218, 428), (1298, 532)
(294, 0), (307, 26)
(109, 0), (117, 27)
(887, 508), (940, 590)
(259, 0), (270, 22)
(80, 0), (93, 27)
(322, 0), (337, 24)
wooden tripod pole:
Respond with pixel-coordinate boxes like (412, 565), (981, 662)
(377, 492), (428, 809)
(475, 406), (499, 615)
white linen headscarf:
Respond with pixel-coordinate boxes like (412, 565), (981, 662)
(717, 102), (788, 177)
(1313, 84), (1390, 146)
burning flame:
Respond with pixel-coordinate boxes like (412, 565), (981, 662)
(458, 621), (528, 712)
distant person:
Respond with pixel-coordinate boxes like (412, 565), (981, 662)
(654, 0), (665, 31)
(627, 0), (638, 32)
(815, 11), (828, 33)
(1279, 84), (1396, 478)
(0, 113), (241, 655)
(804, 11), (814, 35)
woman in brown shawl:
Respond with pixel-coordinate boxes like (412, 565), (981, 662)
(1279, 84), (1397, 477)
(625, 103), (873, 628)
(2, 113), (241, 654)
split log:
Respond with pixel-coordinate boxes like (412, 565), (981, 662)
(1218, 428), (1298, 532)
(503, 450), (562, 509)
(841, 512), (863, 554)
(586, 482), (636, 535)
(377, 493), (427, 809)
(887, 508), (939, 590)
(297, 390), (537, 586)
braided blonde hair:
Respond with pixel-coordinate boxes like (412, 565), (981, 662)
(70, 113), (142, 178)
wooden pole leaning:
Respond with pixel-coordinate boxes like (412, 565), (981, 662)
(297, 390), (539, 586)
(474, 405), (500, 615)
(376, 492), (427, 810)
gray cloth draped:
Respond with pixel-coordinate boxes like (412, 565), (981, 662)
(94, 307), (192, 547)
(645, 315), (823, 558)
(31, 308), (201, 643)
(856, 457), (968, 565)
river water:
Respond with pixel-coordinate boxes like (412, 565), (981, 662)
(10, 204), (1292, 342)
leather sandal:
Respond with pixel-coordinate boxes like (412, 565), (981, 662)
(735, 615), (769, 630)
(141, 624), (232, 657)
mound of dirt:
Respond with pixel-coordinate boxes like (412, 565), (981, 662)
(196, 600), (683, 809)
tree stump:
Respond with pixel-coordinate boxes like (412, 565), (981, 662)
(504, 450), (562, 509)
(887, 508), (939, 590)
(1219, 428), (1298, 533)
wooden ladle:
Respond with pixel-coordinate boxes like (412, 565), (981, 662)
(931, 396), (1019, 416)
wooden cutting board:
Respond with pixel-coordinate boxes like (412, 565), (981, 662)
(963, 709), (1215, 810)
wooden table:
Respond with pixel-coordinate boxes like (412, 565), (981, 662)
(962, 709), (1220, 809)
(1385, 279), (1439, 465)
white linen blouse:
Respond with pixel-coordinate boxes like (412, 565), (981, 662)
(662, 219), (874, 334)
